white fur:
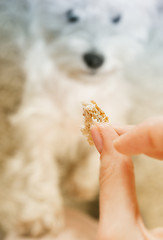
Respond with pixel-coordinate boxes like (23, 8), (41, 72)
(0, 0), (161, 237)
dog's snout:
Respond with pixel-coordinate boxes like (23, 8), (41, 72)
(83, 53), (104, 69)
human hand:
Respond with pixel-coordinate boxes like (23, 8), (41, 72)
(91, 123), (163, 240)
(113, 117), (163, 160)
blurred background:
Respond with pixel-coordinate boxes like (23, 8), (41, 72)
(0, 0), (163, 239)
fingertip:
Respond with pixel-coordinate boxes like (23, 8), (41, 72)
(95, 123), (120, 156)
(113, 135), (139, 156)
(113, 135), (134, 156)
(91, 124), (103, 153)
(91, 123), (116, 154)
(98, 123), (119, 146)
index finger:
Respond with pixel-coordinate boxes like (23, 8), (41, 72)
(112, 125), (135, 135)
(113, 118), (163, 159)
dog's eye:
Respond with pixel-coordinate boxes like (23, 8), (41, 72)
(111, 14), (121, 24)
(66, 9), (79, 23)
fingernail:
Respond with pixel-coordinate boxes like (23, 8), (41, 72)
(91, 125), (103, 153)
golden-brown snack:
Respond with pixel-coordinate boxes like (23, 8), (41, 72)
(81, 100), (109, 145)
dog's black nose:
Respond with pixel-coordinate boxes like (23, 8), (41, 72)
(83, 53), (104, 69)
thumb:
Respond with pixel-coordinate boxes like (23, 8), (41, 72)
(91, 124), (145, 239)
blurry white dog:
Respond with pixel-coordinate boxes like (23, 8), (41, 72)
(0, 0), (159, 237)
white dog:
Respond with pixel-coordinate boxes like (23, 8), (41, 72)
(0, 0), (159, 237)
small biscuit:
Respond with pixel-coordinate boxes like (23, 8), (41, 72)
(81, 100), (109, 145)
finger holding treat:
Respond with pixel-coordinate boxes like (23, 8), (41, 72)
(113, 118), (163, 160)
(82, 101), (163, 240)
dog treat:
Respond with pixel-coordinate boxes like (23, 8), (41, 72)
(81, 100), (109, 145)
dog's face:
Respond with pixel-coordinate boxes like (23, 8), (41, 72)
(36, 0), (156, 81)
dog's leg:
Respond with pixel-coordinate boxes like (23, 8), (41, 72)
(65, 150), (100, 201)
(0, 114), (64, 237)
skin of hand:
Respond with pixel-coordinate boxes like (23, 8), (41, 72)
(91, 123), (163, 240)
(113, 117), (163, 160)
